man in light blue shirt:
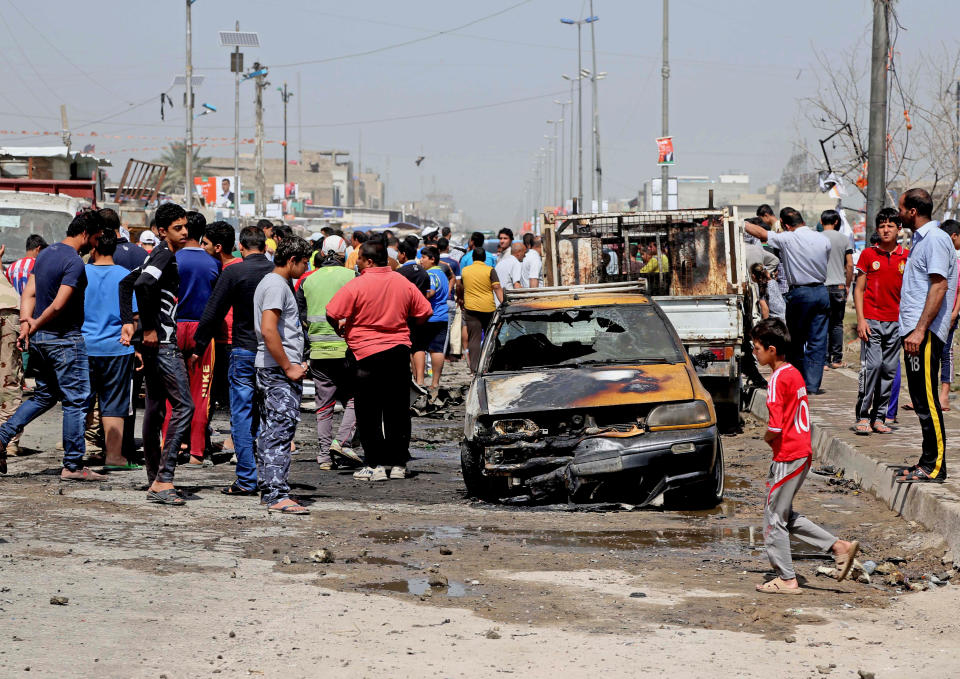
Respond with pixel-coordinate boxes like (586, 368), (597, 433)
(745, 207), (832, 392)
(896, 188), (956, 484)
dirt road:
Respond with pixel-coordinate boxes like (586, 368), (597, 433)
(1, 368), (959, 677)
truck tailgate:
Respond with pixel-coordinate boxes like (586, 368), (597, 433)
(652, 295), (742, 343)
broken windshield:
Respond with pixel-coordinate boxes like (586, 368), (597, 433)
(488, 305), (684, 372)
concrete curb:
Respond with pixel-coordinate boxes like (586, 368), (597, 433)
(747, 389), (960, 556)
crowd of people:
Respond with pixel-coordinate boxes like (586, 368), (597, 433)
(744, 187), (956, 485)
(0, 207), (545, 512)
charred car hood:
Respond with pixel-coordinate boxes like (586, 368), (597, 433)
(480, 364), (694, 416)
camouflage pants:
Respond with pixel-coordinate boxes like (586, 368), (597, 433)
(0, 310), (23, 444)
(255, 367), (302, 505)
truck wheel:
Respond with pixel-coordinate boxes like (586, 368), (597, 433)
(460, 441), (506, 501)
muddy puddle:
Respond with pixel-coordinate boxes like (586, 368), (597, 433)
(360, 577), (468, 597)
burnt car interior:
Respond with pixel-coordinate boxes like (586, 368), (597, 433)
(488, 306), (684, 373)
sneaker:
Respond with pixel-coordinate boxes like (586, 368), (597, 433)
(389, 465), (407, 479)
(317, 460), (334, 471)
(371, 465), (389, 482)
(229, 453), (237, 465)
(331, 439), (363, 465)
(353, 466), (376, 480)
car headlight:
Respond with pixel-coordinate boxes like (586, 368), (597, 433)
(646, 400), (712, 430)
(492, 419), (540, 437)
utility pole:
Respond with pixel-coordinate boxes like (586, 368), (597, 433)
(865, 0), (890, 243)
(59, 105), (70, 152)
(660, 0), (670, 210)
(253, 61), (268, 217)
(231, 21), (241, 225)
(185, 0), (194, 209)
(554, 100), (568, 208)
(589, 0), (602, 211)
(279, 81), (293, 185)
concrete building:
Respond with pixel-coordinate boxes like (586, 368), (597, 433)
(203, 149), (386, 208)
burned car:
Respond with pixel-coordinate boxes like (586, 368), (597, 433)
(461, 283), (724, 507)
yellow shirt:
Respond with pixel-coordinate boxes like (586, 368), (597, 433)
(344, 248), (359, 271)
(461, 261), (500, 313)
(639, 254), (669, 274)
(265, 237), (277, 254)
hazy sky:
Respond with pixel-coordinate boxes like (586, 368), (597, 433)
(0, 1), (952, 224)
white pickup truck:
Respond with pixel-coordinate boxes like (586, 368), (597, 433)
(540, 207), (748, 428)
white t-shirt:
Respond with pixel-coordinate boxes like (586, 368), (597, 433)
(495, 253), (523, 291)
(521, 249), (542, 287)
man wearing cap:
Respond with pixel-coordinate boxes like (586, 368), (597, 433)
(139, 230), (159, 254)
(745, 207), (832, 393)
(307, 232), (325, 269)
(295, 235), (361, 470)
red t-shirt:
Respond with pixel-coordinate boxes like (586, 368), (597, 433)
(766, 363), (812, 462)
(325, 266), (433, 360)
(855, 245), (909, 322)
(216, 257), (242, 344)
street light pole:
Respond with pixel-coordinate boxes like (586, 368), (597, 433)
(554, 99), (569, 208)
(588, 2), (602, 210)
(233, 22), (241, 225)
(562, 16), (598, 213)
(185, 0), (194, 209)
(660, 0), (670, 209)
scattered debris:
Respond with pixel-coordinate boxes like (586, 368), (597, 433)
(629, 592), (647, 598)
(281, 556), (292, 566)
(439, 547), (453, 556)
(428, 573), (448, 588)
(484, 628), (502, 640)
(49, 596), (68, 606)
(310, 549), (335, 564)
(816, 664), (836, 675)
(857, 671), (875, 679)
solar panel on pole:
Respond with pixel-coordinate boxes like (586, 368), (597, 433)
(218, 31), (259, 47)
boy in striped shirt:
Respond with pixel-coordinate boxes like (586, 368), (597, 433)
(5, 235), (47, 295)
(751, 318), (859, 594)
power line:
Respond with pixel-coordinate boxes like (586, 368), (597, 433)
(5, 0), (130, 103)
(0, 6), (57, 110)
(199, 0), (534, 70)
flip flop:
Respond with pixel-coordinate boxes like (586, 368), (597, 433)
(851, 420), (871, 435)
(871, 422), (893, 434)
(756, 577), (803, 595)
(267, 501), (309, 515)
(146, 489), (186, 505)
(102, 463), (143, 471)
(834, 540), (860, 582)
(896, 468), (945, 483)
(903, 403), (915, 411)
(221, 482), (257, 496)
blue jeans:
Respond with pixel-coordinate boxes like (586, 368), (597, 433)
(785, 284), (830, 392)
(228, 348), (259, 489)
(0, 331), (90, 470)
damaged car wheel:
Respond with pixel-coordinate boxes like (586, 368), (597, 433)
(666, 437), (725, 509)
(461, 441), (508, 501)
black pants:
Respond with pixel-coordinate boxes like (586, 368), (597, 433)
(904, 330), (947, 479)
(122, 363), (145, 463)
(463, 309), (493, 373)
(142, 345), (195, 485)
(353, 345), (411, 468)
(827, 285), (847, 365)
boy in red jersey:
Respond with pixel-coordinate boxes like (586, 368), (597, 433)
(751, 318), (860, 594)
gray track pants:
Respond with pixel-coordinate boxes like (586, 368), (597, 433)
(856, 319), (901, 423)
(763, 457), (837, 580)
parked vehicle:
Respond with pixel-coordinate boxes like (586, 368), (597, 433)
(0, 189), (86, 261)
(461, 282), (724, 507)
(539, 207), (748, 428)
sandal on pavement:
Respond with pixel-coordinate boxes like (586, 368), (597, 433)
(756, 577), (803, 595)
(834, 540), (860, 582)
(102, 463), (143, 471)
(903, 403), (915, 411)
(871, 422), (893, 434)
(896, 468), (945, 484)
(146, 489), (186, 505)
(852, 420), (871, 435)
(267, 500), (309, 515)
(220, 481), (257, 496)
